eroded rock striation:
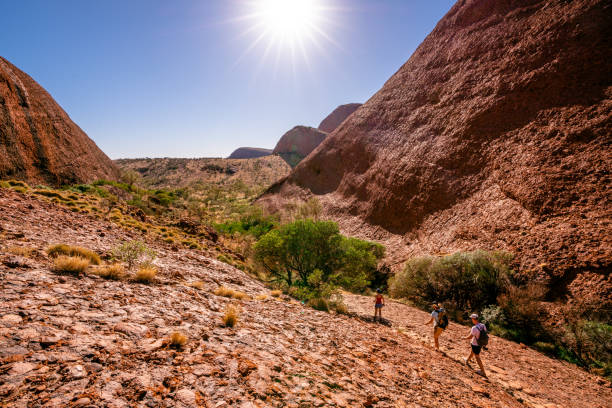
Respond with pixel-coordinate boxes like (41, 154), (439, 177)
(318, 103), (362, 133)
(0, 57), (119, 185)
(272, 125), (328, 168)
(261, 0), (612, 301)
(228, 147), (272, 159)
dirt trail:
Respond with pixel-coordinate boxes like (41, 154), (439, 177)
(343, 293), (612, 408)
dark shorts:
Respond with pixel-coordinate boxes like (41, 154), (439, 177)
(375, 304), (383, 309)
(471, 344), (482, 355)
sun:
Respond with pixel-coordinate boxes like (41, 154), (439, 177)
(256, 0), (321, 43)
(235, 0), (338, 71)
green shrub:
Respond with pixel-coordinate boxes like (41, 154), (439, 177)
(214, 206), (277, 238)
(0, 181), (10, 188)
(389, 250), (513, 312)
(111, 240), (156, 270)
(7, 180), (28, 188)
(253, 219), (384, 302)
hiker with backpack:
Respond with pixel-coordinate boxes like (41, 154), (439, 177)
(464, 313), (488, 378)
(424, 302), (448, 351)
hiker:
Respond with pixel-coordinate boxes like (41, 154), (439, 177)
(424, 302), (448, 351)
(374, 289), (384, 321)
(464, 313), (488, 378)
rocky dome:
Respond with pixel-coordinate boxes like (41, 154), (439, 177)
(227, 147), (272, 159)
(318, 103), (362, 133)
(0, 57), (119, 185)
(272, 125), (327, 168)
(261, 0), (612, 302)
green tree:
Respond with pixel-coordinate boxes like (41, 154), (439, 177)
(253, 219), (385, 297)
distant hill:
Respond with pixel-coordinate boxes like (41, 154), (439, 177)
(0, 56), (119, 185)
(228, 147), (272, 159)
(115, 156), (290, 191)
(272, 126), (327, 168)
(318, 103), (362, 133)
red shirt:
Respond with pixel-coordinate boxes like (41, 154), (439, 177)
(375, 294), (383, 305)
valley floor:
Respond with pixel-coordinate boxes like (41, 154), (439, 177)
(0, 189), (610, 407)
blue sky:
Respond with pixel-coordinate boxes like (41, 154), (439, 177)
(0, 0), (455, 159)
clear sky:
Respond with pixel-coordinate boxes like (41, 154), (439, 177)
(0, 0), (455, 159)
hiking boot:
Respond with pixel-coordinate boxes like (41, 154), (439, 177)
(463, 357), (470, 366)
(475, 370), (487, 378)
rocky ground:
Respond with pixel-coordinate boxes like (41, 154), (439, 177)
(1, 188), (610, 407)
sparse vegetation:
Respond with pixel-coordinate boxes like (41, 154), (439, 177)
(222, 305), (239, 327)
(6, 246), (36, 257)
(93, 263), (125, 280)
(52, 255), (90, 276)
(189, 281), (205, 290)
(214, 286), (249, 300)
(270, 290), (282, 298)
(112, 240), (156, 270)
(46, 244), (101, 265)
(134, 265), (157, 283)
(169, 332), (188, 350)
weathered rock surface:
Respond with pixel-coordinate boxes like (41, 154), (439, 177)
(318, 103), (362, 133)
(272, 126), (327, 168)
(228, 147), (273, 159)
(1, 186), (611, 407)
(0, 56), (119, 185)
(260, 0), (612, 303)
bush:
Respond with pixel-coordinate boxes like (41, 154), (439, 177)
(214, 286), (249, 300)
(270, 290), (282, 298)
(134, 266), (156, 283)
(52, 255), (90, 276)
(214, 206), (277, 238)
(93, 264), (125, 280)
(47, 244), (101, 265)
(222, 306), (238, 327)
(0, 181), (10, 189)
(389, 250), (513, 312)
(308, 297), (329, 312)
(112, 240), (156, 270)
(169, 332), (187, 350)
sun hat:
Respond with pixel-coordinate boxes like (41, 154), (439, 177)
(470, 313), (479, 319)
(376, 288), (382, 293)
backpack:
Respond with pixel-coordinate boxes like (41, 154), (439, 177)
(437, 308), (449, 329)
(476, 324), (489, 347)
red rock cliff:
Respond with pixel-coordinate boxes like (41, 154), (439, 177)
(0, 57), (119, 185)
(261, 0), (612, 298)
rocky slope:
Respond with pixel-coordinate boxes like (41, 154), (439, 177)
(272, 126), (327, 168)
(1, 188), (610, 407)
(260, 0), (612, 302)
(228, 148), (272, 159)
(0, 57), (119, 185)
(318, 103), (362, 133)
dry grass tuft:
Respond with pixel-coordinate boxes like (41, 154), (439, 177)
(134, 266), (157, 284)
(255, 294), (268, 301)
(214, 286), (249, 300)
(169, 332), (188, 349)
(270, 290), (282, 298)
(93, 264), (125, 280)
(52, 255), (90, 276)
(189, 281), (205, 290)
(46, 244), (101, 265)
(6, 246), (36, 257)
(222, 305), (239, 328)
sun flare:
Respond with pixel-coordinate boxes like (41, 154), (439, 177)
(236, 0), (338, 71)
(256, 0), (321, 43)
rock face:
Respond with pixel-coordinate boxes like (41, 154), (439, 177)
(0, 57), (119, 185)
(272, 126), (327, 168)
(228, 147), (272, 159)
(261, 0), (612, 299)
(318, 103), (362, 133)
